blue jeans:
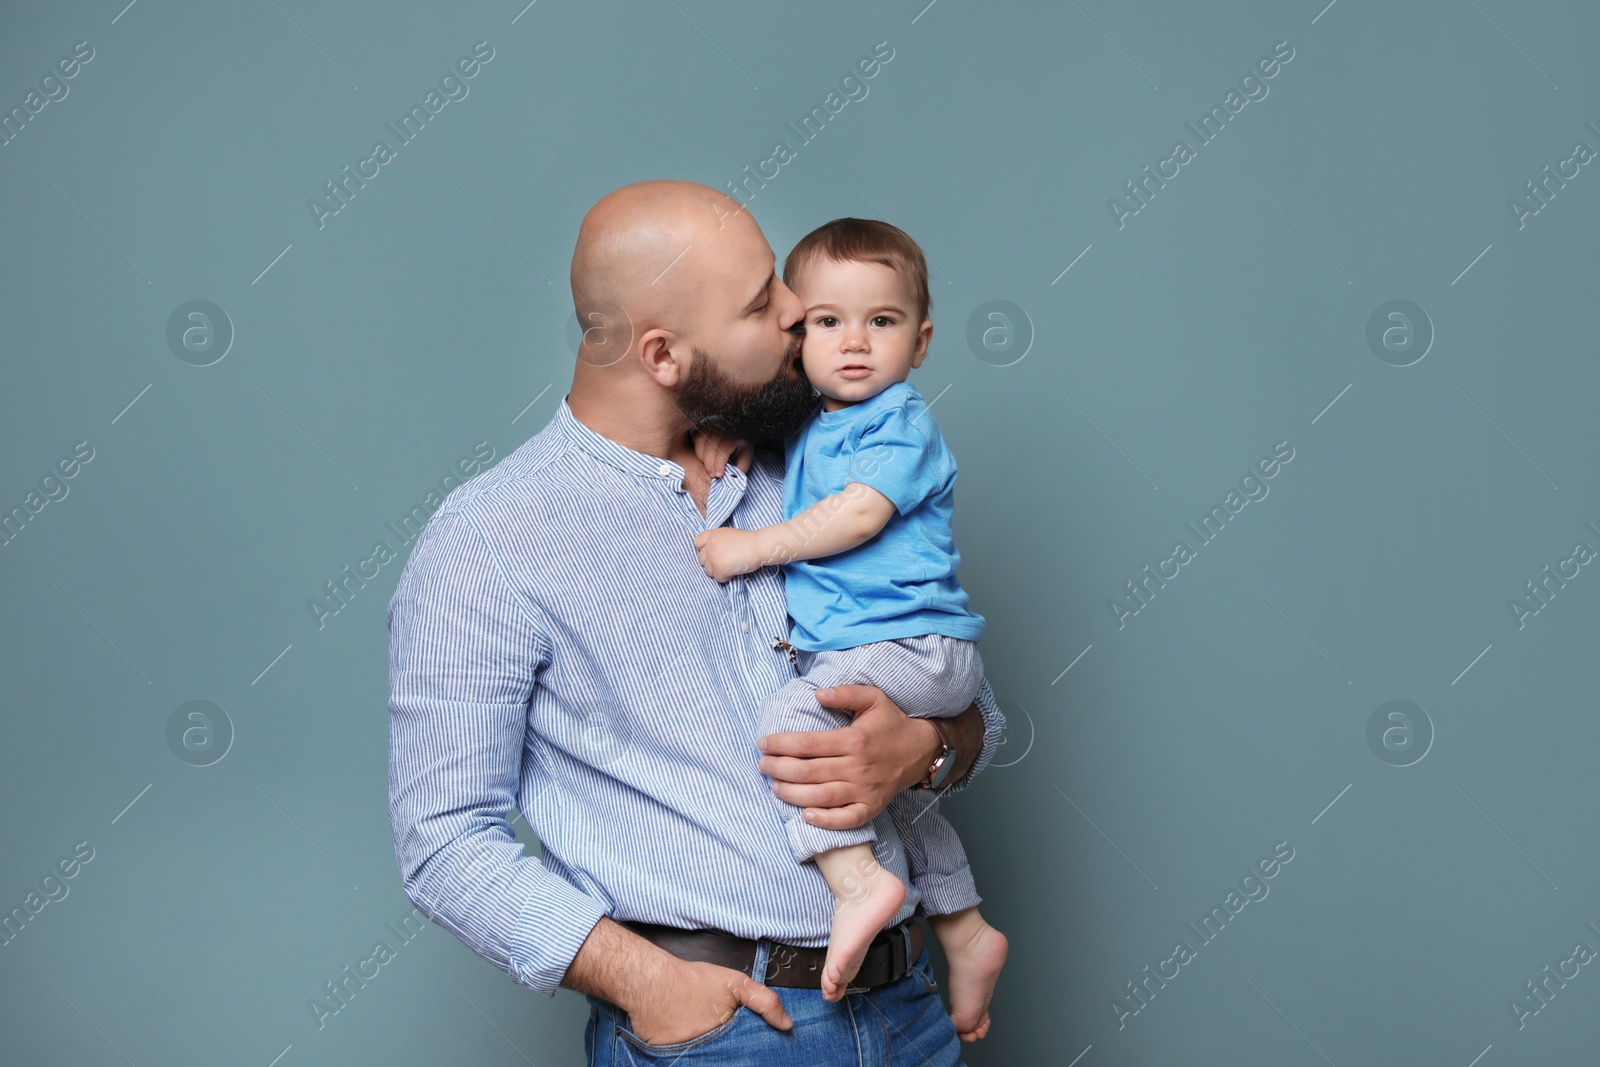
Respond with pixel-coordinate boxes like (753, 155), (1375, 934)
(583, 938), (968, 1066)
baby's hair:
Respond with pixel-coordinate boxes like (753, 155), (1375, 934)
(783, 217), (932, 325)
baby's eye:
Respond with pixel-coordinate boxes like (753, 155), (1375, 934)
(871, 315), (895, 328)
(815, 315), (838, 328)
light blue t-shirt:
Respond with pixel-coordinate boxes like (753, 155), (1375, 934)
(780, 380), (986, 652)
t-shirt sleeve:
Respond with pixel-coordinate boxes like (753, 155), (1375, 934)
(846, 404), (955, 517)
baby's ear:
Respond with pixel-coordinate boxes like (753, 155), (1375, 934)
(911, 320), (933, 365)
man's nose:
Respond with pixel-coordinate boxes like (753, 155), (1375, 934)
(774, 279), (805, 332)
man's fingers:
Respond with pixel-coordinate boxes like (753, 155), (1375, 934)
(798, 801), (870, 831)
(770, 777), (846, 809)
(758, 724), (854, 758)
(810, 684), (880, 713)
(759, 752), (853, 784)
(736, 975), (792, 1031)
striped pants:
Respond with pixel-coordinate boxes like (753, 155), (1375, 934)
(757, 633), (984, 918)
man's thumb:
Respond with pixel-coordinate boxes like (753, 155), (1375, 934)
(738, 975), (792, 1031)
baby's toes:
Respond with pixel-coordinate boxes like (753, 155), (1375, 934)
(821, 968), (843, 1002)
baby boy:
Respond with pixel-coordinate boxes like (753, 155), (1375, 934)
(692, 217), (1008, 1042)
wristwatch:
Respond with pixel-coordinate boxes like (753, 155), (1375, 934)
(914, 718), (957, 790)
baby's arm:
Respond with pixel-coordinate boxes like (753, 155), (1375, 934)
(693, 482), (895, 583)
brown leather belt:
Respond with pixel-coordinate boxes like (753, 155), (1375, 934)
(621, 917), (923, 993)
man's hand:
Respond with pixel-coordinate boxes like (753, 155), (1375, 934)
(757, 684), (951, 828)
(691, 428), (754, 480)
(693, 527), (787, 583)
(627, 957), (790, 1046)
(561, 918), (792, 1045)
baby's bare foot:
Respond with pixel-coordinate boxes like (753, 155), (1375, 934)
(815, 854), (906, 1002)
(930, 909), (1008, 1041)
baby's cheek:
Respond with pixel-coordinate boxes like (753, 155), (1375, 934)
(800, 340), (830, 376)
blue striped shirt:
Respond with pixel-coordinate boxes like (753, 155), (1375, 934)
(387, 396), (1005, 998)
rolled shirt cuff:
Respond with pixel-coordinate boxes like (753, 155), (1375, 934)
(785, 813), (878, 864)
(507, 880), (613, 998)
(914, 864), (981, 917)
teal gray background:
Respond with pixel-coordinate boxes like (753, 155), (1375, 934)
(3, 1), (1598, 1064)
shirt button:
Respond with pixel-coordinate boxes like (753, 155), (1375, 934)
(657, 463), (673, 477)
(742, 620), (750, 633)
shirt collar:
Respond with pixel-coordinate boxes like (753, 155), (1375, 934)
(553, 394), (683, 484)
(554, 394), (747, 490)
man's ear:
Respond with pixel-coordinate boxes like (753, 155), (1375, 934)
(909, 320), (933, 368)
(638, 329), (684, 387)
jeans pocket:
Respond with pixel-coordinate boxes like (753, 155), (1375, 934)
(614, 1003), (747, 1058)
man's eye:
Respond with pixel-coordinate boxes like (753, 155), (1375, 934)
(754, 301), (770, 314)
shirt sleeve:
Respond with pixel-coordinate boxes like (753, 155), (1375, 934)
(938, 674), (1006, 797)
(388, 507), (610, 999)
(847, 405), (956, 517)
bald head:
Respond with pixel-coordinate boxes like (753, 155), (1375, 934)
(563, 180), (809, 455)
(570, 180), (751, 343)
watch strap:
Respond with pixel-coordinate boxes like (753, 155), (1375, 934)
(916, 718), (956, 789)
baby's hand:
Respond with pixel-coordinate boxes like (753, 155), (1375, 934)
(691, 427), (753, 479)
(693, 527), (769, 583)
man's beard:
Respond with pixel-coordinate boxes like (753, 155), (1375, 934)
(676, 330), (820, 448)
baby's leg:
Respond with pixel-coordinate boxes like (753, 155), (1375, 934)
(927, 906), (1008, 1042)
(812, 841), (906, 1001)
(829, 636), (984, 939)
(756, 637), (979, 860)
(885, 791), (980, 920)
(755, 651), (883, 864)
(863, 636), (985, 922)
(886, 793), (1007, 1040)
(758, 646), (914, 999)
(872, 635), (1002, 1040)
(756, 639), (990, 1003)
(861, 634), (985, 721)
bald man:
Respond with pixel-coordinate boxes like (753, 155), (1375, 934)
(388, 180), (1005, 1065)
